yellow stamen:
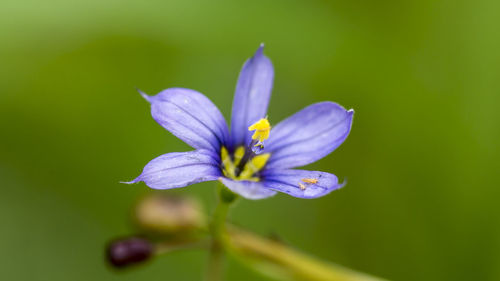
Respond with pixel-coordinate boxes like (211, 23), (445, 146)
(239, 153), (271, 179)
(220, 146), (271, 182)
(233, 146), (245, 166)
(248, 118), (271, 143)
(221, 147), (236, 178)
(298, 183), (307, 190)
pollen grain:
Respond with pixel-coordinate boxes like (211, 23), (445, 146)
(301, 178), (318, 184)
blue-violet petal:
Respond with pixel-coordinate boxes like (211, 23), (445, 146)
(145, 88), (230, 152)
(219, 177), (277, 200)
(265, 102), (353, 169)
(230, 44), (274, 148)
(261, 169), (345, 199)
(125, 150), (222, 189)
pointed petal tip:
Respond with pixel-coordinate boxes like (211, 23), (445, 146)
(338, 178), (347, 189)
(136, 88), (152, 103)
(120, 179), (139, 185)
(254, 43), (265, 56)
(347, 109), (355, 124)
(347, 109), (355, 119)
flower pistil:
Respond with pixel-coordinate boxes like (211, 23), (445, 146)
(248, 118), (271, 154)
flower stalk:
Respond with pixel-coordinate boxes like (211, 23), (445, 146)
(203, 185), (385, 281)
(205, 184), (238, 281)
(226, 227), (387, 281)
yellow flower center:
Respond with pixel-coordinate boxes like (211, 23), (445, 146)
(220, 146), (270, 181)
(221, 118), (272, 181)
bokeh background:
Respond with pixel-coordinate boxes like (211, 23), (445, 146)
(1, 0), (499, 280)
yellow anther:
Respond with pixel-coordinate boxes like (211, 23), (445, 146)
(220, 147), (236, 178)
(298, 183), (307, 190)
(220, 146), (271, 182)
(251, 153), (270, 171)
(233, 146), (245, 166)
(248, 118), (271, 143)
(238, 153), (270, 180)
(301, 178), (318, 184)
(247, 177), (260, 182)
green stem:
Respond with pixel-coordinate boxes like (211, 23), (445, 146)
(226, 227), (387, 281)
(206, 241), (224, 281)
(205, 184), (238, 281)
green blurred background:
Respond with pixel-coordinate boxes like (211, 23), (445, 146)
(1, 0), (499, 280)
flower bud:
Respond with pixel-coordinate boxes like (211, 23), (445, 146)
(106, 237), (153, 268)
(134, 194), (205, 235)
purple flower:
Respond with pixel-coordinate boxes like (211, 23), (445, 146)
(126, 45), (354, 199)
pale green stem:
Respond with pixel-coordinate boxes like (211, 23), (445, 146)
(205, 184), (237, 281)
(226, 227), (388, 281)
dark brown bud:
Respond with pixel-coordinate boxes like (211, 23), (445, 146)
(106, 237), (153, 268)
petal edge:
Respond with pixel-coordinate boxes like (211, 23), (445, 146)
(219, 177), (277, 200)
(125, 150), (222, 190)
